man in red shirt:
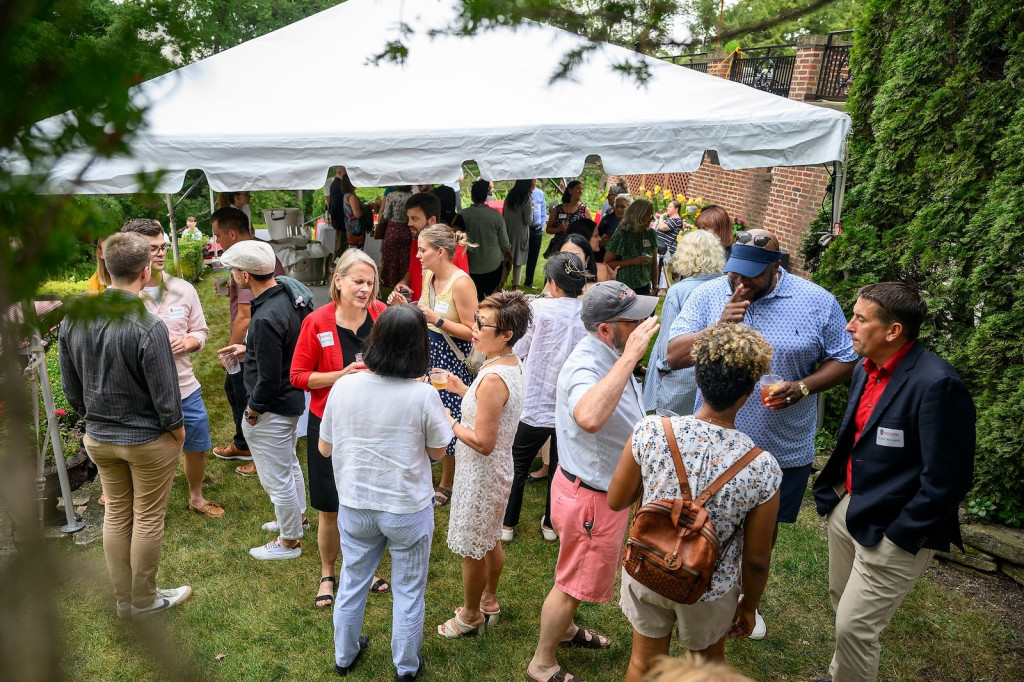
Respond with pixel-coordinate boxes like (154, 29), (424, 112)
(390, 192), (468, 303)
(813, 282), (975, 682)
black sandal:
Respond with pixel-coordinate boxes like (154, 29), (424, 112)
(433, 486), (452, 507)
(315, 576), (335, 608)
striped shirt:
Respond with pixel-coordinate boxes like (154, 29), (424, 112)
(59, 289), (183, 445)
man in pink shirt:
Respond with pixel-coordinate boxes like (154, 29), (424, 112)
(122, 218), (224, 519)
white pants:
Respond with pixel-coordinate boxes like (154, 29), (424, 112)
(827, 494), (935, 682)
(242, 411), (306, 540)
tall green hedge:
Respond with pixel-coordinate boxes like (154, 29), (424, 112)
(805, 0), (1024, 525)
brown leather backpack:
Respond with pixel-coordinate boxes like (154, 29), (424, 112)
(622, 416), (762, 604)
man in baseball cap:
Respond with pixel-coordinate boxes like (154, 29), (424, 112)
(664, 227), (856, 641)
(527, 280), (659, 682)
(219, 239), (311, 561)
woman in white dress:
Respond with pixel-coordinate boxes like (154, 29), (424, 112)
(435, 291), (532, 637)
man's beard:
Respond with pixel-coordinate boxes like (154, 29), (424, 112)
(610, 329), (628, 356)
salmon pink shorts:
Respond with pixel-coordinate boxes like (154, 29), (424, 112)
(550, 466), (630, 603)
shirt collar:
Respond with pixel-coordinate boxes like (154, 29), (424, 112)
(863, 340), (915, 379)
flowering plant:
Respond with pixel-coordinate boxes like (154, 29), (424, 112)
(733, 216), (746, 233)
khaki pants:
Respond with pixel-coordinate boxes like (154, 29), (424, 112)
(827, 494), (935, 682)
(85, 433), (180, 608)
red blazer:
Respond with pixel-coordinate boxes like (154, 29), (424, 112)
(290, 299), (385, 418)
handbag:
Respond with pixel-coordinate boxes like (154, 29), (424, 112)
(622, 416), (762, 604)
(427, 274), (486, 375)
(371, 216), (387, 239)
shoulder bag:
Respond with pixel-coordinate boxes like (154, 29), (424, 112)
(622, 416), (762, 604)
(428, 275), (486, 375)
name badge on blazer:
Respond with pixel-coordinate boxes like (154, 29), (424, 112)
(876, 427), (905, 448)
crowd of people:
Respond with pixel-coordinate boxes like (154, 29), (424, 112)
(59, 177), (976, 682)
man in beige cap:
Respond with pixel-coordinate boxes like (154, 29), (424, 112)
(219, 240), (311, 560)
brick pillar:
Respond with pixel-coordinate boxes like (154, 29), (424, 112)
(705, 51), (733, 79)
(789, 34), (828, 102)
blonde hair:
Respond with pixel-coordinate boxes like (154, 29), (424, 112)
(621, 199), (655, 234)
(671, 229), (725, 279)
(642, 654), (753, 682)
(330, 248), (380, 307)
(418, 225), (476, 260)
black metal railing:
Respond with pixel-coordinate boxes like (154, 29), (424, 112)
(815, 30), (854, 101)
(727, 45), (796, 98)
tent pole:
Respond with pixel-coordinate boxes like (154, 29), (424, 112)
(165, 194), (180, 271)
(831, 159), (847, 237)
(209, 185), (216, 215)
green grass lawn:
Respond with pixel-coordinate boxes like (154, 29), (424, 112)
(43, 258), (1022, 681)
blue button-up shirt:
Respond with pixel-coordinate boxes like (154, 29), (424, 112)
(530, 188), (547, 228)
(668, 270), (856, 468)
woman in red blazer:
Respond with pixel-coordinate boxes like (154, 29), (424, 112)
(291, 249), (388, 608)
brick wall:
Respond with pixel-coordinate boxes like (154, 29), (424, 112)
(624, 35), (838, 277)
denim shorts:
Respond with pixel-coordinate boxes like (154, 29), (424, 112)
(182, 388), (213, 452)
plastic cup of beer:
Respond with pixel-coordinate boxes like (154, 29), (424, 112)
(219, 350), (241, 374)
(354, 352), (364, 368)
(430, 369), (448, 391)
(760, 374), (784, 405)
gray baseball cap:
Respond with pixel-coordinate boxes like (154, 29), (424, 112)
(581, 281), (658, 327)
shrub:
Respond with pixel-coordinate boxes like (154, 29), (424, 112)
(171, 239), (205, 283)
(808, 0), (1024, 525)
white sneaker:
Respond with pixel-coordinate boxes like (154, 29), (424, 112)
(131, 586), (192, 620)
(116, 602), (131, 619)
(749, 609), (767, 640)
(500, 527), (514, 543)
(540, 520), (558, 542)
(262, 517), (310, 533)
(250, 538), (301, 560)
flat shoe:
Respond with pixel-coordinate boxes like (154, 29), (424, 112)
(336, 634), (368, 676)
(437, 612), (480, 638)
(188, 500), (226, 519)
(433, 486), (452, 507)
(526, 666), (584, 682)
(315, 576), (335, 608)
(370, 577), (390, 594)
(235, 461), (257, 477)
(213, 443), (252, 461)
(527, 471), (547, 483)
(559, 627), (609, 649)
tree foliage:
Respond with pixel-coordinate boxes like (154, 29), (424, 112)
(806, 0), (1024, 523)
(680, 0), (860, 50)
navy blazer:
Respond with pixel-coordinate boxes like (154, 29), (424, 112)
(813, 342), (975, 554)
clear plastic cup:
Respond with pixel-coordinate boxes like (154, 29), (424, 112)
(429, 369), (448, 391)
(760, 374), (784, 405)
(219, 350), (241, 374)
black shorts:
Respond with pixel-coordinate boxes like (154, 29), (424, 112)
(776, 463), (813, 523)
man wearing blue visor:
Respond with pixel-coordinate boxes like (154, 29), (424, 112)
(666, 228), (857, 640)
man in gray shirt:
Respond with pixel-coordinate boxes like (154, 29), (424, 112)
(460, 178), (512, 300)
(59, 232), (191, 619)
(527, 281), (659, 682)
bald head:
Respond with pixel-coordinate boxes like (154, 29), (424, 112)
(741, 229), (781, 251)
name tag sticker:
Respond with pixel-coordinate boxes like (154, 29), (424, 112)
(642, 240), (651, 248)
(876, 427), (904, 448)
(317, 332), (334, 347)
(168, 307), (186, 319)
(434, 300), (450, 315)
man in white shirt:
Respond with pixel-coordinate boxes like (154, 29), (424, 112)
(527, 281), (659, 682)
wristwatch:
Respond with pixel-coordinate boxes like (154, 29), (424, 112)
(243, 408), (259, 422)
(797, 381), (810, 399)
(436, 316), (445, 328)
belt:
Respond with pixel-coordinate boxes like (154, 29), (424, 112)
(561, 467), (605, 494)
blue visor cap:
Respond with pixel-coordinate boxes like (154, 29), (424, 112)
(724, 243), (782, 277)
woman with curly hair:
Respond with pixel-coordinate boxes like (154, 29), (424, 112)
(609, 323), (783, 680)
(643, 229), (726, 415)
(604, 199), (659, 295)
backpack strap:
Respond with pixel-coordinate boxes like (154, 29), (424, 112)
(660, 416), (693, 502)
(695, 446), (764, 507)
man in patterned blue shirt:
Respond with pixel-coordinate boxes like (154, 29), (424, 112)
(666, 228), (857, 639)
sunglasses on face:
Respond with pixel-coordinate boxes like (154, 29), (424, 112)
(734, 231), (777, 248)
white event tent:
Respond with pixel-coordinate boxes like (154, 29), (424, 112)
(35, 0), (851, 197)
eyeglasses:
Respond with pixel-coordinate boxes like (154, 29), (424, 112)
(473, 312), (499, 330)
(150, 245), (168, 254)
(734, 231), (776, 248)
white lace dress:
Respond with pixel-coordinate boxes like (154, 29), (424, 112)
(447, 361), (525, 560)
